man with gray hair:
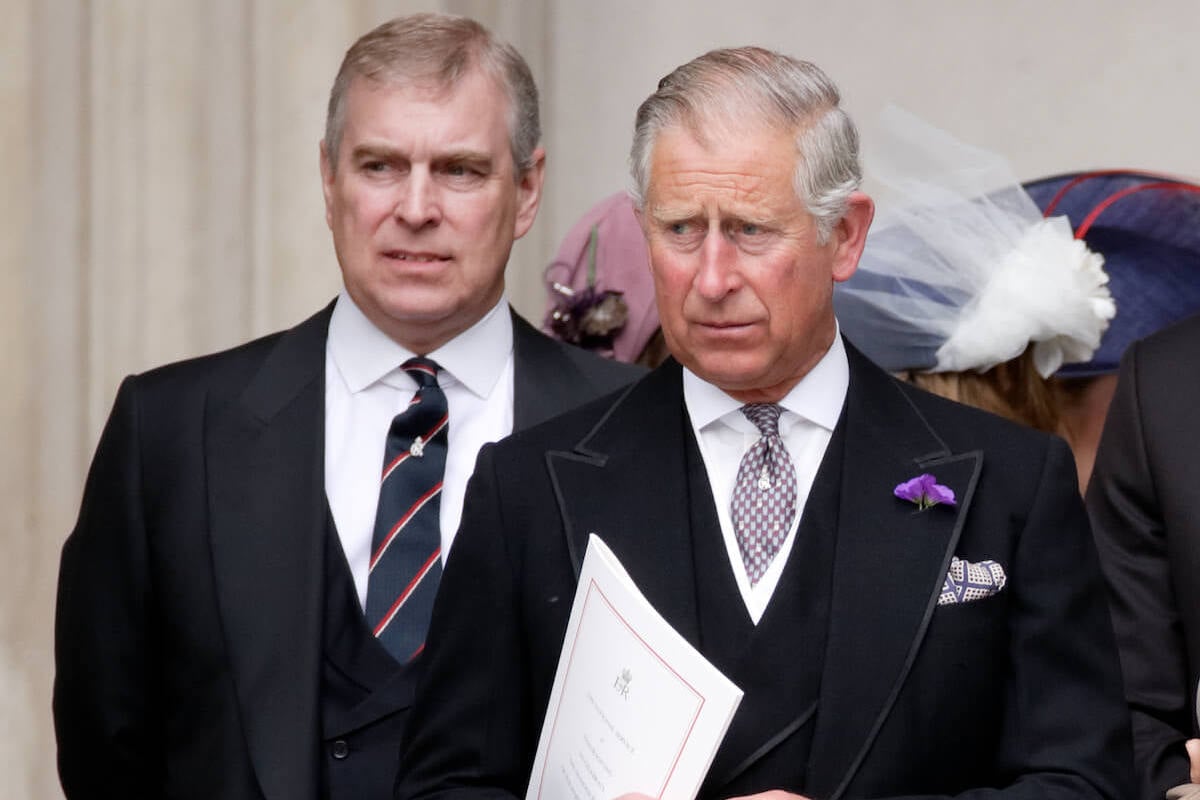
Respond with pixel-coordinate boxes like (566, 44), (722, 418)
(53, 13), (638, 800)
(397, 47), (1133, 799)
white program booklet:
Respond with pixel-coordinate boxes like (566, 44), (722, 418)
(526, 534), (743, 800)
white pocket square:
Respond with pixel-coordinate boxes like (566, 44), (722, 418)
(938, 556), (1006, 605)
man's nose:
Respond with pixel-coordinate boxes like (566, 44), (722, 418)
(394, 170), (442, 229)
(693, 229), (741, 300)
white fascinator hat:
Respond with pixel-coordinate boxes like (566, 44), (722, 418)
(835, 106), (1115, 378)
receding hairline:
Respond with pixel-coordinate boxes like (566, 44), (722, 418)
(324, 13), (541, 177)
(341, 64), (513, 120)
(636, 103), (835, 201)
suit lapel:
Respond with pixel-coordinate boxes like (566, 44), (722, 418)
(511, 311), (560, 431)
(808, 346), (982, 799)
(544, 362), (701, 647)
(206, 305), (333, 800)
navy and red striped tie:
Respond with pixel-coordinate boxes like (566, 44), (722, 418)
(364, 356), (448, 663)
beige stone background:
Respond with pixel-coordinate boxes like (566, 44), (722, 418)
(5, 0), (1200, 795)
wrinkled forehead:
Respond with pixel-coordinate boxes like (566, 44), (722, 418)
(351, 37), (482, 92)
(354, 64), (508, 108)
(649, 111), (798, 171)
(645, 120), (800, 210)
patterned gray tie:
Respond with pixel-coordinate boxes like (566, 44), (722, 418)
(730, 403), (798, 585)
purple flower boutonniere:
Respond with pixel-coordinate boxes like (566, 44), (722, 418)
(894, 473), (956, 511)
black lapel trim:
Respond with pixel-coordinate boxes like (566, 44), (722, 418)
(546, 377), (643, 578)
(825, 450), (983, 800)
(720, 701), (819, 788)
(807, 344), (985, 799)
(543, 362), (701, 645)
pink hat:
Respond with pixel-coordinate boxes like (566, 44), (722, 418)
(542, 192), (661, 363)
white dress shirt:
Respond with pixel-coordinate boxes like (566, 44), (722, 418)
(683, 330), (848, 624)
(324, 290), (515, 608)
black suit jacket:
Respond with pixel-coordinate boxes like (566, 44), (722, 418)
(53, 300), (642, 800)
(1086, 312), (1200, 800)
(397, 345), (1133, 799)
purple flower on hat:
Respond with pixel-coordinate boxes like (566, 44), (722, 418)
(894, 473), (956, 510)
(546, 223), (630, 352)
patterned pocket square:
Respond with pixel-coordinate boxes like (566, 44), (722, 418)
(938, 556), (1006, 605)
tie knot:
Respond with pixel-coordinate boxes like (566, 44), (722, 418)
(740, 403), (782, 437)
(403, 357), (441, 389)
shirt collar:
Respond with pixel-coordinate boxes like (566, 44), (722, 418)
(327, 289), (513, 398)
(682, 324), (849, 432)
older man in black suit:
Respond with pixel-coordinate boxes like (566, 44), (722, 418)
(52, 13), (639, 800)
(1087, 312), (1200, 800)
(396, 47), (1133, 800)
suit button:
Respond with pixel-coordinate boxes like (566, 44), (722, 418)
(331, 740), (350, 760)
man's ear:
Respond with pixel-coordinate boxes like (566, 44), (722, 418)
(513, 146), (546, 241)
(830, 191), (875, 283)
(319, 140), (336, 229)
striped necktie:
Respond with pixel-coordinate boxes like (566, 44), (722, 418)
(364, 357), (448, 663)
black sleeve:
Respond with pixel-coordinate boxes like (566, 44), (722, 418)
(1087, 342), (1191, 800)
(54, 377), (166, 797)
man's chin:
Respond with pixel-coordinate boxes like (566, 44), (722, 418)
(363, 296), (482, 351)
(688, 357), (772, 393)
